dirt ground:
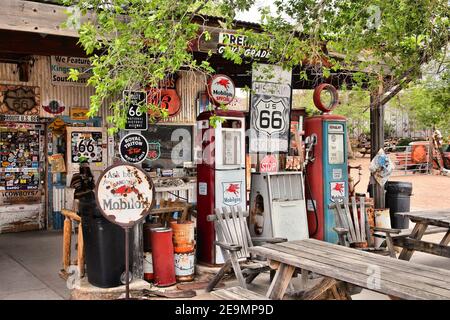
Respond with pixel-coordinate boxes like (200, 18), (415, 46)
(349, 156), (450, 211)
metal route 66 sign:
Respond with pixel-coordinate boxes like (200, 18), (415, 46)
(253, 98), (288, 135)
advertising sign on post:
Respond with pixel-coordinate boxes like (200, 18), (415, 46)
(96, 163), (155, 299)
(249, 64), (292, 153)
(124, 91), (148, 131)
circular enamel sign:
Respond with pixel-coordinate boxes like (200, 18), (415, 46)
(207, 74), (235, 106)
(119, 133), (148, 164)
(96, 163), (155, 227)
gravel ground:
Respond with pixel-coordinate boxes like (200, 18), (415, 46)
(349, 157), (450, 211)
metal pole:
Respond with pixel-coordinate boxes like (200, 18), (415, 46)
(125, 227), (130, 299)
(370, 85), (385, 209)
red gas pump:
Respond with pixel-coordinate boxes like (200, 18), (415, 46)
(196, 110), (246, 265)
(304, 84), (348, 244)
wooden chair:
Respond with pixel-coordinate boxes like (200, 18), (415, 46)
(206, 206), (286, 292)
(330, 196), (401, 258)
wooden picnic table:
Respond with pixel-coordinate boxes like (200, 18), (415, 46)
(394, 209), (450, 261)
(249, 238), (450, 300)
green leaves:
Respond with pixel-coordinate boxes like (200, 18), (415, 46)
(61, 0), (448, 133)
(67, 68), (80, 82)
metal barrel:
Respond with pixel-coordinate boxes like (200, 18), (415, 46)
(150, 227), (176, 287)
(170, 220), (196, 282)
(174, 249), (196, 282)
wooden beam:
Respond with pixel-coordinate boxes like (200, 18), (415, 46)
(266, 263), (295, 300)
(0, 30), (86, 57)
(398, 223), (429, 261)
(394, 237), (450, 258)
(0, 0), (94, 38)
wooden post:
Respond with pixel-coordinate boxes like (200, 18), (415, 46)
(266, 263), (296, 300)
(370, 79), (385, 209)
(77, 223), (85, 277)
(62, 217), (72, 271)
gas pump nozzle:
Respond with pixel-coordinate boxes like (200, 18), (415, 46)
(304, 134), (317, 167)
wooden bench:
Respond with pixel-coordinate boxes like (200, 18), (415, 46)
(249, 239), (450, 300)
(211, 286), (269, 300)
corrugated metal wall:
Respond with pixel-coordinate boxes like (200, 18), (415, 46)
(160, 71), (206, 125)
(0, 56), (96, 119)
(0, 56), (241, 126)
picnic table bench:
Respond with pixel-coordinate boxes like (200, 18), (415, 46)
(394, 210), (450, 260)
(248, 238), (450, 300)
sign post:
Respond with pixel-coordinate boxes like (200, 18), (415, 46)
(95, 163), (155, 299)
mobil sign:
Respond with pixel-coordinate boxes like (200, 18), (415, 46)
(207, 74), (235, 106)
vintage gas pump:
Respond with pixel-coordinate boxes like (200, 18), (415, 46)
(304, 84), (348, 244)
(196, 110), (246, 265)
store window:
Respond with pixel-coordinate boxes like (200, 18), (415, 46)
(141, 125), (193, 170)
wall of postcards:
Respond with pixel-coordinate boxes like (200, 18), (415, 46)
(0, 124), (43, 191)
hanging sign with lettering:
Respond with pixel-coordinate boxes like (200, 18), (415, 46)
(147, 74), (181, 118)
(217, 32), (271, 60)
(50, 56), (93, 86)
(249, 64), (292, 153)
(124, 91), (148, 130)
(96, 163), (155, 227)
(207, 74), (235, 106)
(119, 133), (148, 164)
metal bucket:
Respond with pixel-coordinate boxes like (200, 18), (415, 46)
(170, 220), (195, 252)
(150, 227), (176, 287)
(174, 249), (195, 282)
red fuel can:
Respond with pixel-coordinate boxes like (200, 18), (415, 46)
(150, 227), (176, 287)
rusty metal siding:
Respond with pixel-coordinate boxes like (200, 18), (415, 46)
(0, 55), (96, 119)
(157, 71), (206, 125)
(0, 60), (213, 126)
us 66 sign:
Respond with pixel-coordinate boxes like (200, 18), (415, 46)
(250, 94), (291, 153)
(253, 99), (288, 135)
(124, 91), (148, 131)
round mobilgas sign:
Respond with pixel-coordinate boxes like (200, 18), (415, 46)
(119, 133), (148, 164)
(96, 163), (155, 227)
(207, 74), (235, 106)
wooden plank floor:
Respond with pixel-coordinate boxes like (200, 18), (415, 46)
(249, 239), (450, 300)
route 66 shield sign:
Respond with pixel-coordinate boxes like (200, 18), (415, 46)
(253, 98), (288, 135)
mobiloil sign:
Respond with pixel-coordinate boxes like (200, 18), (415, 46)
(96, 164), (154, 226)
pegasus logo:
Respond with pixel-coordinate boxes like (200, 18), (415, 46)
(216, 78), (231, 90)
(225, 183), (240, 196)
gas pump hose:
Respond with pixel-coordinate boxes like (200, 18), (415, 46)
(304, 167), (319, 237)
